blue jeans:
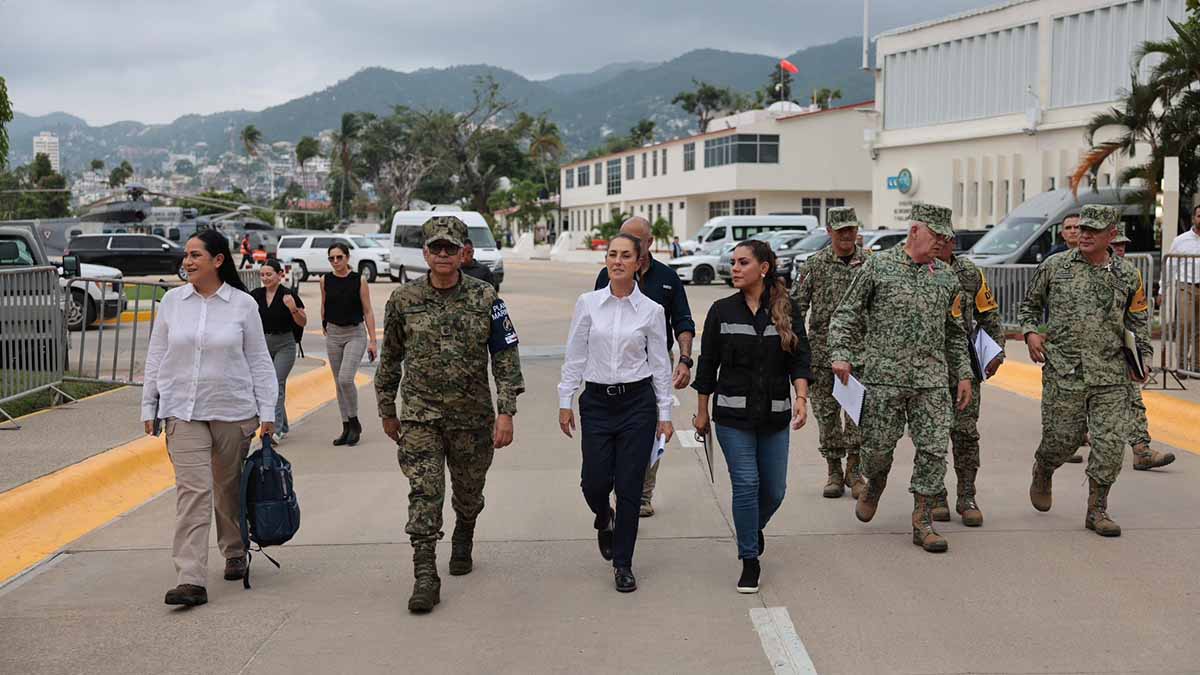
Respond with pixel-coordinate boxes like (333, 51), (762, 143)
(715, 424), (789, 560)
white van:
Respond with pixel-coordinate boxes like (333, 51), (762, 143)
(688, 215), (819, 252)
(389, 211), (504, 287)
(274, 233), (390, 282)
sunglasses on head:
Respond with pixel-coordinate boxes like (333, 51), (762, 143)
(427, 241), (461, 256)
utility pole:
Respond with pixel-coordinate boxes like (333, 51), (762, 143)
(862, 0), (871, 70)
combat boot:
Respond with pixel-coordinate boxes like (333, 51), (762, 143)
(449, 518), (475, 576)
(930, 492), (951, 522)
(912, 494), (948, 553)
(1029, 461), (1054, 512)
(408, 542), (441, 613)
(855, 473), (887, 523)
(1132, 444), (1175, 471)
(954, 468), (983, 527)
(845, 453), (866, 500)
(1085, 478), (1121, 537)
(822, 458), (845, 498)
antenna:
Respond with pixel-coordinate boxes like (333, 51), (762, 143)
(862, 0), (870, 70)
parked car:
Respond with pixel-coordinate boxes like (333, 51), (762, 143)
(862, 229), (909, 254)
(683, 215), (818, 254)
(779, 231), (833, 282)
(390, 211), (504, 287)
(668, 241), (734, 285)
(953, 229), (990, 254)
(1, 225), (126, 331)
(274, 233), (390, 282)
(717, 231), (789, 285)
(65, 233), (186, 279)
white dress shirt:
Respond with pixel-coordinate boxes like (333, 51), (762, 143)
(1167, 229), (1200, 284)
(141, 283), (278, 424)
(558, 284), (674, 421)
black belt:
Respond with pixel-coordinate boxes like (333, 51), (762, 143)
(585, 377), (652, 397)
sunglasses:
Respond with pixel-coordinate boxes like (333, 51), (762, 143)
(428, 242), (461, 256)
(327, 254), (346, 262)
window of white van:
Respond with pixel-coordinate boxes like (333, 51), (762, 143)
(395, 226), (424, 249)
(467, 226), (497, 248)
(352, 236), (383, 248)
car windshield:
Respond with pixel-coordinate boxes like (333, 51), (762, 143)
(352, 236), (382, 248)
(467, 226), (497, 248)
(971, 217), (1045, 255)
(795, 232), (831, 251)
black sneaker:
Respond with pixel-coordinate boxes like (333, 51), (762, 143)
(164, 584), (208, 606)
(614, 567), (637, 593)
(597, 508), (614, 561)
(737, 559), (760, 594)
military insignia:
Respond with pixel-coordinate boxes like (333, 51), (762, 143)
(951, 294), (963, 318)
(488, 299), (519, 354)
(1128, 271), (1148, 313)
(975, 270), (999, 313)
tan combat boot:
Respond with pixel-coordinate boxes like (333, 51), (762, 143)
(955, 468), (983, 527)
(855, 473), (887, 522)
(408, 541), (441, 613)
(1132, 444), (1175, 471)
(1029, 461), (1054, 512)
(1085, 478), (1121, 537)
(912, 494), (948, 553)
(845, 453), (866, 500)
(448, 518), (475, 576)
(823, 458), (845, 498)
(930, 492), (951, 522)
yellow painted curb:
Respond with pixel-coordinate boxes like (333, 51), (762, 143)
(100, 309), (155, 326)
(986, 360), (1200, 455)
(0, 365), (371, 584)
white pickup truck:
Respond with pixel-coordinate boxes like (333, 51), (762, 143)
(0, 225), (126, 330)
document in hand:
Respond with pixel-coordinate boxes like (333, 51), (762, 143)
(649, 434), (667, 469)
(1122, 329), (1146, 380)
(972, 329), (1004, 381)
(832, 375), (866, 426)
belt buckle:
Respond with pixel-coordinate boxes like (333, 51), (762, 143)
(605, 384), (624, 396)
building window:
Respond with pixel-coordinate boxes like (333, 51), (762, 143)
(1019, 179), (1026, 204)
(709, 200), (731, 218)
(705, 136), (735, 167)
(679, 201), (685, 209)
(968, 182), (979, 216)
(1002, 179), (1011, 214)
(683, 143), (696, 171)
(1048, 176), (1056, 191)
(652, 151), (658, 176)
(642, 153), (647, 178)
(655, 203), (662, 223)
(1103, 172), (1112, 186)
(577, 165), (590, 187)
(733, 198), (757, 215)
(594, 163), (602, 183)
(984, 180), (994, 216)
(954, 182), (964, 215)
(801, 197), (822, 223)
(626, 155), (635, 180)
(705, 134), (780, 167)
(661, 148), (668, 175)
(606, 159), (621, 196)
(668, 202), (674, 226)
(564, 169), (574, 189)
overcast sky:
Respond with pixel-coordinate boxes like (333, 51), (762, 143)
(2, 0), (996, 126)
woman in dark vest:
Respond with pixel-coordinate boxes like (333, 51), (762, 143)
(320, 242), (377, 446)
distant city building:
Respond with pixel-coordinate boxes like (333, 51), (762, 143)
(33, 132), (61, 172)
(560, 102), (874, 239)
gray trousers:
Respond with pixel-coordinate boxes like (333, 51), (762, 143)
(325, 322), (367, 421)
(265, 333), (297, 433)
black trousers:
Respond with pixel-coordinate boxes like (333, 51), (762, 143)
(579, 384), (656, 569)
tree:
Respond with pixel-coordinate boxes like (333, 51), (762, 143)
(89, 159), (104, 172)
(629, 119), (656, 147)
(594, 210), (630, 243)
(764, 67), (795, 104)
(672, 80), (736, 133)
(331, 112), (364, 219)
(527, 113), (564, 196)
(295, 136), (320, 193)
(31, 153), (54, 182)
(651, 217), (673, 251)
(240, 124), (262, 158)
(107, 160), (134, 188)
(0, 76), (12, 171)
(813, 87), (843, 109)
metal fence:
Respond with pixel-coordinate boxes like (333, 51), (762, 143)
(0, 267), (71, 427)
(1160, 253), (1200, 379)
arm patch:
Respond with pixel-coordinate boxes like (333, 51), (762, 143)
(975, 270), (999, 313)
(489, 298), (519, 354)
(951, 293), (963, 318)
(1128, 271), (1148, 313)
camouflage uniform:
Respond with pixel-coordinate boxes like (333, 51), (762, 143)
(1019, 205), (1151, 536)
(376, 216), (525, 607)
(945, 256), (1005, 473)
(792, 206), (866, 495)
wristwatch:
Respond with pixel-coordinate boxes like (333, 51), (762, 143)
(678, 355), (694, 368)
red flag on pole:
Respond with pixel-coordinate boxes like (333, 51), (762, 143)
(779, 59), (799, 74)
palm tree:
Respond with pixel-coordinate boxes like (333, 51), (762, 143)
(629, 119), (656, 147)
(331, 113), (363, 220)
(89, 159), (104, 172)
(295, 136), (319, 201)
(528, 114), (564, 232)
(240, 124), (262, 158)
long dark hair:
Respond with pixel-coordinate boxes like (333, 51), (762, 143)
(609, 233), (644, 288)
(734, 239), (798, 353)
(327, 242), (351, 257)
(189, 230), (248, 293)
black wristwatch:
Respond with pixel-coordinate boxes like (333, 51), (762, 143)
(678, 355), (694, 368)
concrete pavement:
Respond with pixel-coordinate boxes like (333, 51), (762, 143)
(1, 261), (1198, 674)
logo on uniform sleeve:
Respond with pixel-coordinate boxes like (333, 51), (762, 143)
(1128, 271), (1148, 313)
(975, 270), (999, 313)
(489, 299), (519, 354)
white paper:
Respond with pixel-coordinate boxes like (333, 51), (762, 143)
(972, 330), (1004, 381)
(649, 434), (666, 469)
(832, 375), (866, 426)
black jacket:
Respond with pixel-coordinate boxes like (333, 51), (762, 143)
(693, 286), (812, 431)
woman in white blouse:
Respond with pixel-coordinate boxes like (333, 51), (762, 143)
(558, 233), (674, 594)
(142, 230), (278, 607)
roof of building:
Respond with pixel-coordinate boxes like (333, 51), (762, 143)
(875, 0), (1036, 40)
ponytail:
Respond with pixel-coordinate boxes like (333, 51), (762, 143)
(190, 230), (248, 293)
(734, 239), (799, 353)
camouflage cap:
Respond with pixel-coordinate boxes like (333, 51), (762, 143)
(422, 215), (467, 247)
(827, 206), (860, 230)
(910, 203), (953, 237)
(1112, 222), (1131, 244)
(1078, 204), (1121, 231)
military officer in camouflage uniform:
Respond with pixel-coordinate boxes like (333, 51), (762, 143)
(792, 206), (867, 499)
(930, 240), (1006, 526)
(1019, 204), (1151, 538)
(376, 216), (525, 613)
(828, 203), (973, 553)
(1109, 224), (1175, 471)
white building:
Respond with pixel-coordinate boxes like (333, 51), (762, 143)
(33, 132), (61, 172)
(869, 0), (1186, 229)
(559, 102), (875, 240)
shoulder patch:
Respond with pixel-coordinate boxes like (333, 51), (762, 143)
(951, 293), (963, 318)
(1128, 271), (1148, 313)
(975, 270), (999, 313)
(488, 298), (519, 354)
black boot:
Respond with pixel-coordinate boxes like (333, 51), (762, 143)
(345, 417), (362, 446)
(449, 518), (475, 576)
(332, 421), (350, 446)
(737, 558), (760, 594)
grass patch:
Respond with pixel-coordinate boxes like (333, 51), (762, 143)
(125, 285), (168, 302)
(1, 380), (123, 421)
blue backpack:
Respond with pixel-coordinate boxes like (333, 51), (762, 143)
(238, 434), (300, 589)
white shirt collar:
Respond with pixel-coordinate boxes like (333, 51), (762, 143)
(179, 282), (233, 302)
(602, 282), (646, 310)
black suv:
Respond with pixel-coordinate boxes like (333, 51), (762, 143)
(66, 234), (186, 278)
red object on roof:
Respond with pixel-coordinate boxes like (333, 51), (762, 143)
(779, 59), (799, 74)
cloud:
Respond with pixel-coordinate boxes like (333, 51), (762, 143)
(1, 0), (994, 125)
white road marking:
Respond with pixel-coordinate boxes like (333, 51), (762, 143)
(675, 429), (702, 449)
(750, 606), (818, 675)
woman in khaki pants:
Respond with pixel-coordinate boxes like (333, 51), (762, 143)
(142, 230), (278, 607)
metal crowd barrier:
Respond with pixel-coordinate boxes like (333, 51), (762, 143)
(65, 277), (174, 385)
(1159, 253), (1200, 379)
(0, 267), (71, 428)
